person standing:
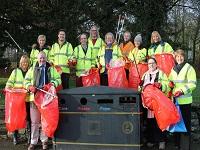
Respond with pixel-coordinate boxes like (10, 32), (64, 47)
(141, 58), (169, 150)
(73, 33), (95, 87)
(30, 35), (50, 66)
(128, 34), (147, 64)
(97, 32), (122, 86)
(49, 29), (73, 89)
(148, 31), (173, 57)
(88, 25), (105, 60)
(5, 55), (30, 145)
(168, 49), (196, 150)
(119, 31), (135, 59)
(24, 51), (61, 150)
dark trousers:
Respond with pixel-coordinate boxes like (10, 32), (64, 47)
(100, 73), (108, 86)
(61, 73), (70, 89)
(125, 69), (129, 81)
(76, 76), (83, 87)
(146, 118), (166, 143)
(174, 104), (191, 150)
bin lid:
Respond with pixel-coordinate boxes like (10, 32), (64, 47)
(58, 86), (140, 95)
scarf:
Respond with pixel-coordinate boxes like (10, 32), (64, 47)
(143, 68), (159, 87)
(173, 62), (186, 74)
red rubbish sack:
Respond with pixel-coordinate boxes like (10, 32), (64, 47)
(5, 88), (27, 132)
(34, 84), (59, 137)
(108, 66), (128, 88)
(142, 84), (180, 131)
(129, 63), (148, 90)
(154, 53), (175, 76)
(82, 68), (100, 87)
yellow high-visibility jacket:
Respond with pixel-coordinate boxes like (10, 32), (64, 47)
(49, 41), (73, 73)
(168, 63), (196, 104)
(128, 47), (147, 64)
(97, 44), (122, 73)
(30, 44), (50, 65)
(6, 68), (29, 101)
(148, 41), (173, 57)
(88, 37), (105, 59)
(24, 62), (61, 102)
(73, 45), (96, 76)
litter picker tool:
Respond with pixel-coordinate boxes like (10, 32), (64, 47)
(36, 87), (57, 98)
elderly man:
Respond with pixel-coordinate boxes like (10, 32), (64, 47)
(24, 51), (61, 150)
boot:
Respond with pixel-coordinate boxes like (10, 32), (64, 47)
(13, 130), (18, 145)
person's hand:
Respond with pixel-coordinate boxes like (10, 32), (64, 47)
(43, 83), (54, 91)
(174, 91), (183, 98)
(139, 80), (144, 86)
(99, 64), (102, 70)
(29, 85), (36, 93)
(169, 81), (175, 88)
(153, 82), (162, 89)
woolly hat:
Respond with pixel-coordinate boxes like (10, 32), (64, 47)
(134, 34), (142, 43)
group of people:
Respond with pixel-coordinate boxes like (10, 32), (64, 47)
(5, 25), (197, 150)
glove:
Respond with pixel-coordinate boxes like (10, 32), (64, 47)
(169, 81), (175, 88)
(153, 82), (161, 89)
(174, 91), (183, 98)
(43, 83), (54, 91)
(29, 85), (36, 93)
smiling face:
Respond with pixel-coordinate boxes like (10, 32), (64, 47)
(90, 26), (98, 39)
(80, 34), (87, 45)
(134, 41), (141, 48)
(37, 52), (47, 65)
(105, 33), (114, 45)
(123, 32), (131, 42)
(175, 54), (184, 64)
(19, 56), (29, 72)
(148, 58), (157, 72)
(152, 34), (160, 43)
(38, 37), (46, 47)
(58, 31), (66, 42)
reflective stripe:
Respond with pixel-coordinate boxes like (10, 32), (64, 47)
(184, 84), (191, 93)
(15, 81), (23, 84)
(78, 57), (92, 61)
(58, 65), (68, 67)
(76, 69), (86, 71)
(54, 53), (67, 56)
(25, 77), (32, 81)
(174, 80), (196, 84)
(178, 93), (192, 98)
(188, 80), (197, 84)
(93, 47), (100, 49)
(7, 81), (14, 84)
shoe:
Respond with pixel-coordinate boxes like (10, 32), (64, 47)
(13, 132), (18, 145)
(159, 142), (166, 150)
(42, 142), (48, 150)
(13, 136), (17, 145)
(147, 142), (154, 148)
(28, 144), (35, 150)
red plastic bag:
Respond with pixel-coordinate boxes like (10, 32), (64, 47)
(56, 84), (63, 92)
(154, 54), (175, 76)
(82, 68), (100, 87)
(129, 63), (148, 90)
(34, 85), (59, 137)
(5, 88), (27, 132)
(108, 66), (128, 88)
(142, 84), (180, 131)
